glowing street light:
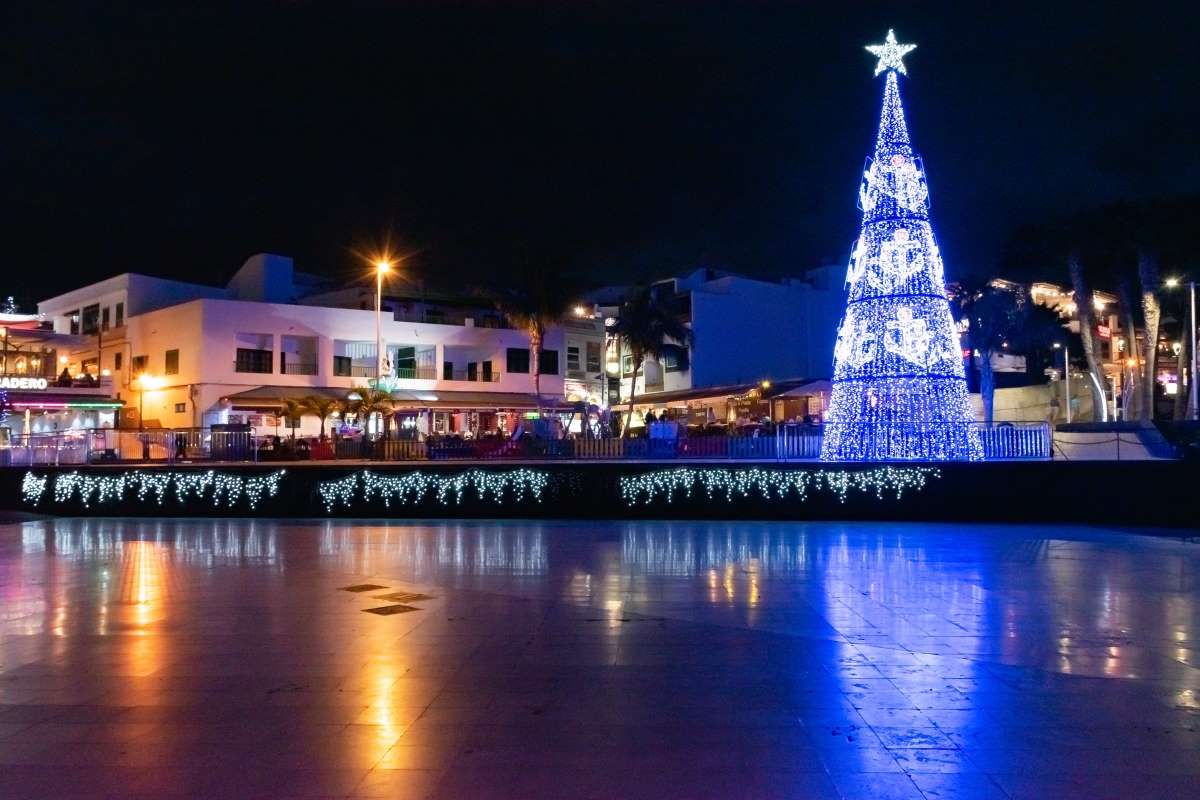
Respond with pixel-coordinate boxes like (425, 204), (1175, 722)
(374, 258), (393, 382)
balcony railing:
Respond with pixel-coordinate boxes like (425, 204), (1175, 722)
(280, 361), (319, 376)
(233, 360), (273, 374)
(394, 367), (437, 380)
(333, 365), (438, 380)
(444, 370), (501, 382)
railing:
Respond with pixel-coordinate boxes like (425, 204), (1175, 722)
(0, 421), (1056, 466)
(280, 361), (319, 375)
(0, 428), (257, 466)
(233, 360), (273, 374)
(975, 422), (1052, 460)
(443, 370), (501, 382)
(394, 367), (437, 380)
(332, 366), (438, 380)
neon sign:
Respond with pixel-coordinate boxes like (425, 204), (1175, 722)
(0, 376), (49, 390)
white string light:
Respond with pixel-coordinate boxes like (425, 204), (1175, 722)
(316, 469), (550, 513)
(27, 469), (286, 510)
(619, 466), (938, 506)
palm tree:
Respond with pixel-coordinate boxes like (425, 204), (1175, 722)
(950, 279), (1023, 426)
(302, 394), (341, 441)
(480, 263), (588, 413)
(608, 285), (694, 437)
(1138, 252), (1161, 421)
(1068, 252), (1110, 422)
(348, 386), (395, 439)
(280, 398), (306, 440)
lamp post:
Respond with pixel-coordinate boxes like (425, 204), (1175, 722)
(1054, 342), (1070, 424)
(1166, 277), (1198, 420)
(374, 259), (392, 385)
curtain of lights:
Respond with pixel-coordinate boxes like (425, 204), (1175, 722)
(821, 33), (982, 462)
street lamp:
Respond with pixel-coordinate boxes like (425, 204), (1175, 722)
(1053, 342), (1070, 424)
(374, 259), (392, 383)
(1165, 277), (1197, 421)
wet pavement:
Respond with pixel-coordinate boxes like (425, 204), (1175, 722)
(0, 518), (1197, 799)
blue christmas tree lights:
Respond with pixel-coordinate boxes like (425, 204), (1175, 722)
(820, 30), (982, 462)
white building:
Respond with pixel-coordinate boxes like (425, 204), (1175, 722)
(35, 254), (605, 438)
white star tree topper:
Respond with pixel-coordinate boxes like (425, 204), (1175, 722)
(866, 29), (916, 76)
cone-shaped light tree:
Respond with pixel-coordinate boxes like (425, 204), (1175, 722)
(820, 30), (982, 461)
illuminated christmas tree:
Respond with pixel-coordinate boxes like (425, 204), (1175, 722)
(820, 30), (982, 461)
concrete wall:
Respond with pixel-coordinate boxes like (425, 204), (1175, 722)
(969, 381), (1101, 424)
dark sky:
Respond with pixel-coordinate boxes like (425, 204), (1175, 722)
(3, 1), (1197, 306)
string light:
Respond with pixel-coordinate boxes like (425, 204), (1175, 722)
(620, 466), (938, 506)
(26, 469), (286, 510)
(822, 31), (981, 462)
(316, 469), (550, 512)
(21, 472), (47, 506)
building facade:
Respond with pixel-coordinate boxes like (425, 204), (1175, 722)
(596, 267), (844, 424)
(31, 254), (605, 439)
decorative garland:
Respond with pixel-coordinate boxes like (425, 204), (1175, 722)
(24, 469), (286, 510)
(316, 469), (550, 513)
(619, 466), (939, 506)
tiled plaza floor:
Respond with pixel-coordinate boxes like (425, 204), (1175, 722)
(0, 518), (1197, 799)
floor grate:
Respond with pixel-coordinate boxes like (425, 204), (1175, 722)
(372, 592), (434, 603)
(339, 584), (388, 593)
(362, 604), (419, 616)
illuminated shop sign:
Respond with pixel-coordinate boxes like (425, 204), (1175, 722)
(0, 376), (49, 390)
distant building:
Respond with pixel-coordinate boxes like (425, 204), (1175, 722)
(595, 266), (844, 424)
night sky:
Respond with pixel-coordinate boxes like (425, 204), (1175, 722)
(3, 2), (1196, 306)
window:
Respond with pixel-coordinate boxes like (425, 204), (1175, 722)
(234, 333), (273, 374)
(663, 351), (683, 372)
(174, 402), (187, 414)
(132, 355), (148, 374)
(467, 362), (478, 382)
(68, 310), (80, 335)
(115, 302), (124, 327)
(114, 352), (123, 372)
(333, 355), (352, 377)
(567, 346), (581, 373)
(538, 349), (559, 375)
(235, 348), (273, 373)
(506, 348), (530, 374)
(482, 360), (494, 381)
(101, 307), (110, 331)
(164, 349), (179, 375)
(443, 361), (454, 380)
(81, 304), (101, 335)
(586, 341), (601, 373)
(622, 353), (634, 375)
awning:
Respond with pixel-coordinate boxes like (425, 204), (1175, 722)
(223, 386), (573, 412)
(631, 378), (829, 407)
(6, 391), (123, 409)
